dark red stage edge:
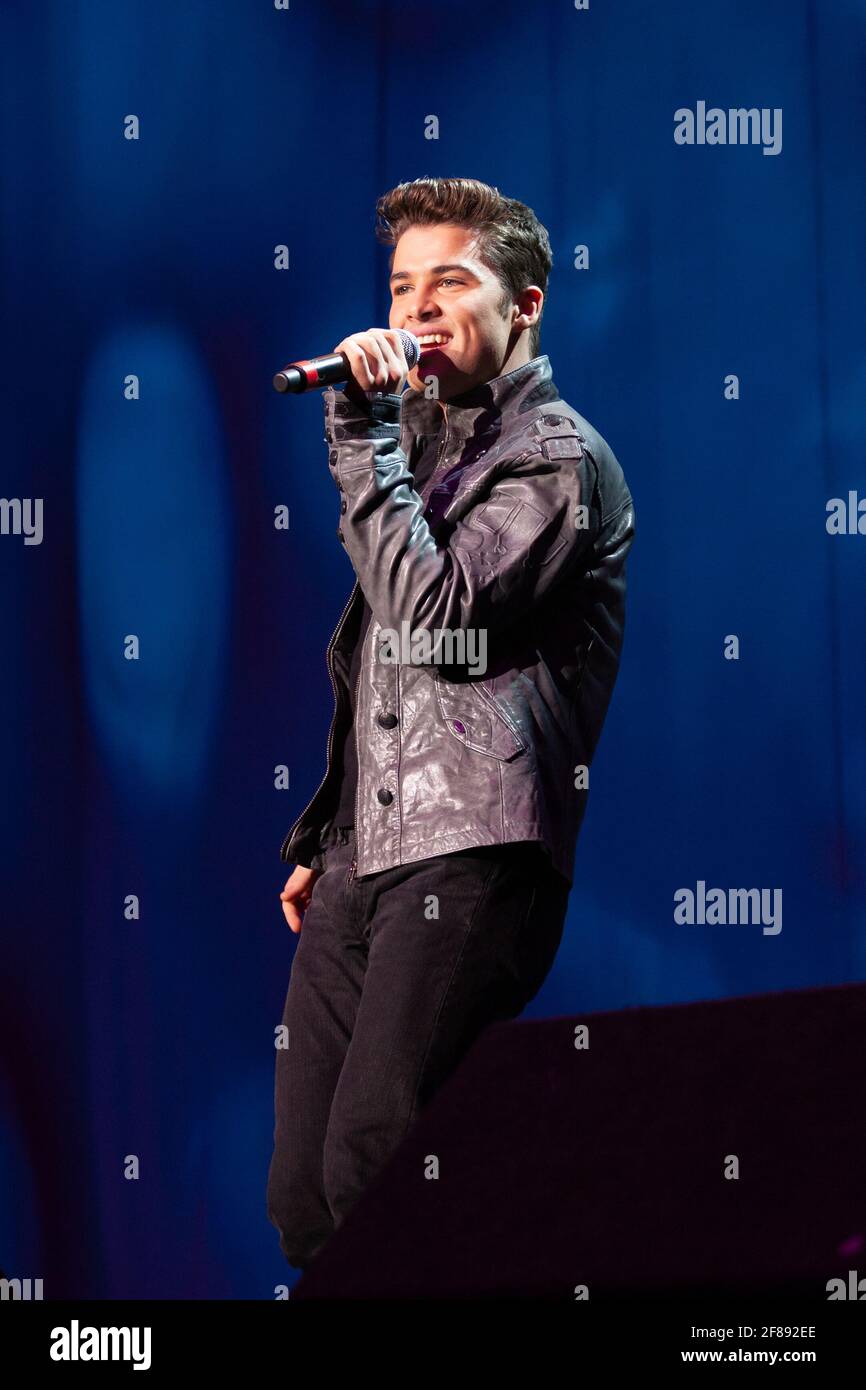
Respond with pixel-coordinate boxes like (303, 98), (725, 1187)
(292, 981), (866, 1300)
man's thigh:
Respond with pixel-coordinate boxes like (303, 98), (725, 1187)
(267, 831), (368, 1253)
(275, 832), (367, 1090)
(327, 841), (569, 1146)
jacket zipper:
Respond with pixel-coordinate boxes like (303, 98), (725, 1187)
(280, 579), (361, 862)
(425, 405), (451, 498)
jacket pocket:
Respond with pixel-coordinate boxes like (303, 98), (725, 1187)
(434, 673), (526, 761)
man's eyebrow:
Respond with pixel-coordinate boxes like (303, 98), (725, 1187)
(389, 262), (479, 284)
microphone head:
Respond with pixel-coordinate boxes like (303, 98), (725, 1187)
(397, 329), (420, 371)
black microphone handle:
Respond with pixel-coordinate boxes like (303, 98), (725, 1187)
(272, 330), (420, 394)
(272, 352), (350, 394)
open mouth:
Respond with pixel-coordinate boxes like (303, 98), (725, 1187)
(416, 334), (452, 354)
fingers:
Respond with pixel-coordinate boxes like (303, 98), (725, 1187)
(376, 329), (408, 383)
(282, 898), (302, 934)
(279, 874), (315, 934)
(349, 337), (386, 389)
(344, 344), (376, 390)
(335, 329), (407, 392)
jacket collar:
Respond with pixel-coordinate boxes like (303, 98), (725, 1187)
(400, 354), (559, 444)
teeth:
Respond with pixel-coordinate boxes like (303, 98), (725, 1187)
(418, 334), (449, 345)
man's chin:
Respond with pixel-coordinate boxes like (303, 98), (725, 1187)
(408, 356), (461, 397)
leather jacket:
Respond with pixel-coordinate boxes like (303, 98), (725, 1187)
(280, 353), (635, 885)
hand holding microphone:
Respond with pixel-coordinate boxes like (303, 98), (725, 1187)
(334, 327), (419, 399)
(273, 328), (420, 395)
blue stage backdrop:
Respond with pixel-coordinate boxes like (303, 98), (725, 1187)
(1, 0), (863, 1299)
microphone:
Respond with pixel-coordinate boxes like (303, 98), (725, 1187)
(272, 330), (421, 394)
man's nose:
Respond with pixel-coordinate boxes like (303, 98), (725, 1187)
(409, 292), (442, 321)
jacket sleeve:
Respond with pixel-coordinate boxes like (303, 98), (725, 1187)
(324, 384), (599, 639)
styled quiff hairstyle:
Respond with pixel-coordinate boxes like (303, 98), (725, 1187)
(374, 177), (553, 359)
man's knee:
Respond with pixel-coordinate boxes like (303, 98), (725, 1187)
(322, 1092), (412, 1231)
(266, 1186), (301, 1267)
(266, 1173), (332, 1270)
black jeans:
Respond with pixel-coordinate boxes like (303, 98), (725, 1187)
(266, 826), (570, 1269)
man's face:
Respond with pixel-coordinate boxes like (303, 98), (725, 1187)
(388, 223), (518, 400)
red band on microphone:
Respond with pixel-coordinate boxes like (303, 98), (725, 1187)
(289, 359), (321, 386)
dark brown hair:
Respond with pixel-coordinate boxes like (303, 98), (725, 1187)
(374, 177), (553, 359)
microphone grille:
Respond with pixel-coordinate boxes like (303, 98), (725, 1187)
(397, 329), (421, 370)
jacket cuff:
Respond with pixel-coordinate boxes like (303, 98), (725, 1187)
(324, 385), (403, 444)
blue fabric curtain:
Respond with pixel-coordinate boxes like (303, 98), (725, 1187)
(1, 0), (863, 1297)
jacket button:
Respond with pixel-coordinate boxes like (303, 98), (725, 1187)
(336, 526), (344, 541)
(452, 719), (466, 735)
(377, 711), (398, 729)
(376, 788), (393, 806)
(340, 497), (347, 514)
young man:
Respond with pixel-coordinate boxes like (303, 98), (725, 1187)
(267, 177), (635, 1271)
